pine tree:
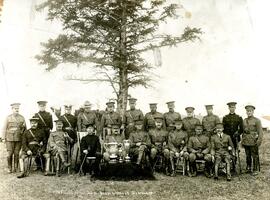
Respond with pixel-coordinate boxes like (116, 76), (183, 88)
(36, 0), (202, 115)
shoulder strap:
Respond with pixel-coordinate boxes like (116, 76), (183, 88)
(29, 129), (36, 139)
(37, 113), (47, 126)
(107, 113), (114, 124)
(128, 111), (134, 121)
(83, 113), (90, 123)
(63, 115), (72, 127)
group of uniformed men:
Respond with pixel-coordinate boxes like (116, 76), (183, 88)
(1, 98), (263, 181)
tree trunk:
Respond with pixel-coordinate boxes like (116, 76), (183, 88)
(117, 1), (128, 118)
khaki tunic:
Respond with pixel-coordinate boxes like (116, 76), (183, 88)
(144, 112), (164, 132)
(188, 134), (210, 154)
(182, 117), (201, 137)
(164, 111), (181, 131)
(77, 111), (98, 132)
(149, 129), (168, 149)
(123, 109), (144, 134)
(47, 131), (68, 152)
(211, 133), (234, 156)
(3, 114), (26, 141)
(202, 114), (220, 136)
(168, 130), (188, 152)
(242, 116), (263, 146)
(129, 130), (151, 148)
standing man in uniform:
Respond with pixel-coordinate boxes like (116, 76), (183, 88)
(33, 101), (53, 144)
(122, 98), (144, 139)
(164, 101), (181, 132)
(144, 103), (164, 132)
(100, 101), (122, 137)
(188, 124), (212, 177)
(77, 101), (99, 132)
(60, 104), (78, 169)
(2, 103), (26, 173)
(202, 105), (220, 138)
(17, 117), (47, 178)
(60, 105), (77, 143)
(222, 102), (243, 150)
(182, 107), (201, 138)
(242, 104), (263, 176)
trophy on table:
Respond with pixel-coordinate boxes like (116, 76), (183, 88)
(123, 140), (131, 162)
(104, 142), (118, 164)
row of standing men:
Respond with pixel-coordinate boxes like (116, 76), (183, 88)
(2, 98), (263, 179)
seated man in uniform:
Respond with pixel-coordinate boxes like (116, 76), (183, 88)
(129, 119), (151, 166)
(17, 117), (47, 178)
(149, 116), (170, 174)
(188, 124), (212, 177)
(168, 119), (189, 176)
(44, 119), (72, 176)
(211, 123), (235, 181)
(103, 124), (125, 163)
(80, 124), (101, 176)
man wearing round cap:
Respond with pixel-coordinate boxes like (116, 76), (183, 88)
(167, 119), (189, 176)
(202, 105), (221, 138)
(211, 123), (235, 181)
(100, 101), (122, 136)
(144, 103), (164, 132)
(182, 107), (201, 138)
(122, 98), (144, 139)
(187, 124), (212, 177)
(222, 102), (243, 150)
(60, 105), (78, 169)
(60, 105), (77, 143)
(77, 101), (99, 133)
(129, 119), (151, 166)
(2, 103), (26, 173)
(17, 117), (47, 178)
(164, 101), (181, 132)
(80, 124), (102, 176)
(33, 101), (53, 143)
(44, 119), (73, 176)
(242, 104), (263, 176)
(149, 116), (170, 174)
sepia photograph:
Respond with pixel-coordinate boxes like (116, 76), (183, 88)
(0, 0), (269, 199)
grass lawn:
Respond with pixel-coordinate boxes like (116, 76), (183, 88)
(0, 133), (269, 200)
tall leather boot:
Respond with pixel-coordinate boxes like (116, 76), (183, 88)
(44, 156), (51, 176)
(192, 163), (197, 177)
(7, 156), (13, 173)
(14, 155), (19, 173)
(17, 158), (26, 178)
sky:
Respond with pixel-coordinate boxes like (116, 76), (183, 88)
(0, 0), (270, 127)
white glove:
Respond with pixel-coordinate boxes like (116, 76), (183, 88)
(27, 150), (32, 155)
(228, 146), (232, 151)
(175, 152), (180, 158)
(83, 150), (88, 154)
(211, 155), (215, 162)
(136, 142), (141, 146)
(180, 151), (184, 156)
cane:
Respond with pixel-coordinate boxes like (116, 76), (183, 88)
(235, 136), (242, 174)
(257, 147), (261, 172)
(26, 155), (32, 176)
(78, 153), (87, 175)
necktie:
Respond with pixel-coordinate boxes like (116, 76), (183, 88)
(219, 134), (222, 139)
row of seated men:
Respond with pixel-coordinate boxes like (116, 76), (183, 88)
(17, 116), (235, 181)
(3, 99), (263, 180)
